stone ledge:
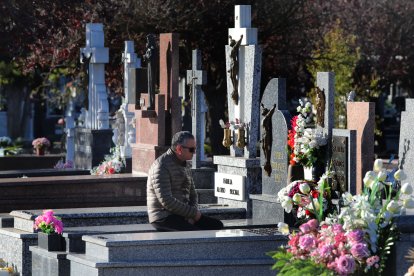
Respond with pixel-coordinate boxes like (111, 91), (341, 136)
(213, 155), (260, 168)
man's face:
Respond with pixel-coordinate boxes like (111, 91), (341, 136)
(175, 138), (196, 162)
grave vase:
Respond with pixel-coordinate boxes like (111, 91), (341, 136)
(236, 128), (245, 148)
(37, 232), (65, 251)
(303, 163), (324, 182)
(287, 164), (304, 183)
(222, 128), (232, 148)
(36, 147), (45, 156)
(0, 148), (4, 157)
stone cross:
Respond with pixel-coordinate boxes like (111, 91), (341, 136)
(80, 23), (109, 130)
(399, 99), (414, 184)
(120, 40), (140, 158)
(225, 5), (261, 158)
(187, 49), (207, 168)
(347, 102), (375, 194)
(316, 72), (335, 167)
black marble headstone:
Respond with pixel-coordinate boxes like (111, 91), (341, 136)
(332, 135), (348, 193)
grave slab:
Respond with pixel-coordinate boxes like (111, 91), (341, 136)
(67, 229), (286, 276)
(0, 174), (147, 213)
(3, 205), (246, 275)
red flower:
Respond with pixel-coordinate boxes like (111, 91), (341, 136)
(108, 167), (115, 174)
(311, 190), (319, 198)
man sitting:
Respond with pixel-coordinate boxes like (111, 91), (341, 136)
(147, 131), (223, 231)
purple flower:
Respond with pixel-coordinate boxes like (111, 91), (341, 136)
(307, 219), (319, 231)
(347, 229), (365, 244)
(318, 244), (334, 258)
(332, 224), (343, 234)
(298, 234), (317, 250)
(335, 254), (356, 275)
(299, 223), (311, 233)
(350, 243), (370, 259)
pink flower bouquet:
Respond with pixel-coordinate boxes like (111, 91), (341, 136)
(270, 159), (413, 275)
(32, 137), (51, 149)
(34, 209), (64, 235)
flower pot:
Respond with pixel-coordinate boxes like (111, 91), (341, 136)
(36, 147), (45, 156)
(37, 232), (65, 251)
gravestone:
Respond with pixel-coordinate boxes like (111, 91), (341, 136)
(332, 129), (357, 195)
(347, 102), (375, 193)
(214, 5), (262, 217)
(316, 72), (335, 168)
(250, 78), (291, 221)
(131, 33), (180, 174)
(74, 23), (112, 170)
(398, 98), (414, 183)
(186, 49), (207, 168)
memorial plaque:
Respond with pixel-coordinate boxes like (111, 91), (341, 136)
(332, 136), (348, 193)
(214, 172), (245, 201)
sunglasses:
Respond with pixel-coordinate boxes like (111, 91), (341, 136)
(181, 145), (196, 153)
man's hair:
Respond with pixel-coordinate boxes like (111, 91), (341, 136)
(171, 131), (194, 149)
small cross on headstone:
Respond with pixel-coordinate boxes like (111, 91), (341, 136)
(186, 50), (207, 168)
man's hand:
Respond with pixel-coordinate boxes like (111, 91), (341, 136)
(194, 210), (202, 222)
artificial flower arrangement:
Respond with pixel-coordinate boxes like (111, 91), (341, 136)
(219, 118), (247, 130)
(54, 159), (74, 169)
(287, 100), (327, 167)
(270, 159), (413, 275)
(276, 175), (335, 222)
(32, 137), (51, 149)
(34, 209), (64, 235)
(90, 147), (126, 175)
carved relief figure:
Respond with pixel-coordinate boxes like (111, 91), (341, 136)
(143, 34), (157, 110)
(315, 87), (326, 128)
(261, 103), (276, 177)
(228, 35), (243, 105)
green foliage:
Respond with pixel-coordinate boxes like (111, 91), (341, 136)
(267, 248), (334, 276)
(307, 23), (360, 128)
(0, 61), (23, 86)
